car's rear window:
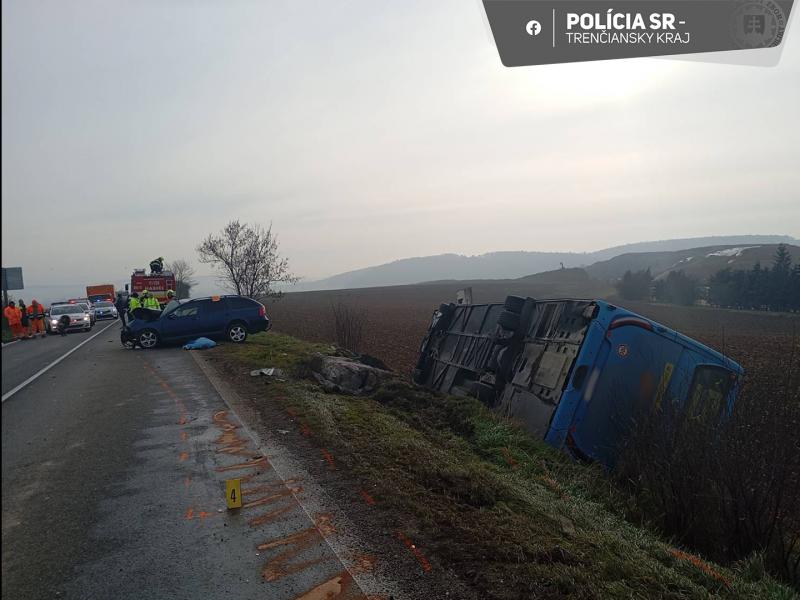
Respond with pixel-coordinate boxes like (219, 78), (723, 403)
(227, 297), (257, 310)
(51, 306), (82, 315)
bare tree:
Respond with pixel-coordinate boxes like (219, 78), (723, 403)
(197, 220), (297, 299)
(331, 301), (367, 353)
(166, 259), (197, 299)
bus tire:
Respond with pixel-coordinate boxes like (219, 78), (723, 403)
(498, 310), (520, 331)
(503, 295), (525, 314)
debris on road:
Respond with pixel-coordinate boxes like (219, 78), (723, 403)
(249, 367), (287, 380)
(182, 337), (217, 350)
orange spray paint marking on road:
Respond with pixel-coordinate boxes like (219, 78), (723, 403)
(359, 490), (376, 505)
(291, 571), (361, 600)
(242, 488), (301, 510)
(300, 422), (313, 437)
(215, 428), (242, 445)
(217, 444), (260, 458)
(248, 505), (294, 528)
(142, 360), (191, 423)
(242, 479), (301, 496)
(396, 531), (432, 573)
(215, 456), (268, 472)
(258, 527), (326, 582)
(180, 431), (188, 441)
(212, 410), (232, 425)
(350, 555), (376, 575)
(185, 507), (215, 521)
(321, 449), (336, 470)
(257, 514), (337, 582)
(314, 514), (335, 538)
(184, 477), (192, 488)
(286, 407), (298, 417)
(179, 452), (189, 462)
(213, 411), (260, 457)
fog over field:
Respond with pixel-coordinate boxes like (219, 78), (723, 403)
(2, 1), (799, 287)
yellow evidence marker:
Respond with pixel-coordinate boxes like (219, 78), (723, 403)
(226, 478), (243, 509)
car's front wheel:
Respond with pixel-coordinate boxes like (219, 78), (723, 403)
(226, 322), (248, 343)
(137, 329), (159, 349)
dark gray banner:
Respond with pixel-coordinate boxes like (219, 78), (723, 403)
(483, 0), (794, 65)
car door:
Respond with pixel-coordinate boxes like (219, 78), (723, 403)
(160, 300), (205, 341)
(202, 297), (230, 337)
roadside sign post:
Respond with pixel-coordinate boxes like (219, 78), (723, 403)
(2, 267), (24, 307)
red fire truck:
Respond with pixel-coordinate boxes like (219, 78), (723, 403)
(130, 269), (176, 306)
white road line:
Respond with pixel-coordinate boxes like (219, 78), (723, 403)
(1, 320), (119, 403)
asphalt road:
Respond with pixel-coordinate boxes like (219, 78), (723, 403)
(2, 322), (363, 599)
(1, 319), (119, 397)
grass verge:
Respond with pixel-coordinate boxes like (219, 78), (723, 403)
(221, 332), (796, 599)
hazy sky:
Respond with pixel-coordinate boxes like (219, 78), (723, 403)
(3, 1), (799, 285)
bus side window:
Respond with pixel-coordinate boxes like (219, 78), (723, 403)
(686, 366), (733, 420)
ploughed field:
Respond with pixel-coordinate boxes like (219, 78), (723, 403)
(266, 282), (800, 382)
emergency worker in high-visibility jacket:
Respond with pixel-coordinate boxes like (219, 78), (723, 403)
(141, 291), (161, 310)
(27, 300), (46, 338)
(18, 300), (30, 337)
(4, 301), (24, 340)
(164, 290), (180, 313)
(127, 292), (142, 321)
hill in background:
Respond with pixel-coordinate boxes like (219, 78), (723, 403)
(586, 243), (800, 281)
(291, 235), (797, 291)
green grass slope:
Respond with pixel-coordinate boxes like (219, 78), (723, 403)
(219, 332), (796, 600)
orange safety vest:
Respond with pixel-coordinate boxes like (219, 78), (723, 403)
(4, 306), (21, 326)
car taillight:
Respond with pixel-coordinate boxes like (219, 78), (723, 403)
(258, 306), (266, 317)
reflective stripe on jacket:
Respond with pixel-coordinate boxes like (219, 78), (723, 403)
(28, 303), (45, 319)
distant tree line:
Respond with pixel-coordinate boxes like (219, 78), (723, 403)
(615, 268), (654, 302)
(615, 245), (799, 311)
(707, 245), (799, 311)
(615, 268), (699, 306)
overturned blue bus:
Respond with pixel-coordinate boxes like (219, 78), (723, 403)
(413, 297), (743, 468)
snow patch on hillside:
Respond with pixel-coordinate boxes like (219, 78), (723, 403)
(706, 246), (760, 258)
